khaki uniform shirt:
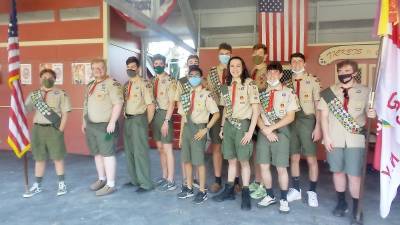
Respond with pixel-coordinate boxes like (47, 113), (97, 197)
(260, 85), (300, 124)
(175, 85), (219, 124)
(292, 73), (321, 115)
(85, 77), (124, 123)
(25, 88), (72, 124)
(220, 78), (260, 120)
(318, 83), (370, 148)
(124, 77), (154, 115)
(153, 74), (176, 110)
(250, 64), (267, 90)
(206, 65), (226, 106)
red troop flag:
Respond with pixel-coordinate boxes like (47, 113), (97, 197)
(7, 0), (31, 158)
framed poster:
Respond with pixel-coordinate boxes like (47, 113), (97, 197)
(20, 64), (32, 85)
(72, 63), (92, 85)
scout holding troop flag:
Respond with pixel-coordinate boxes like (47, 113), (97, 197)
(373, 0), (400, 218)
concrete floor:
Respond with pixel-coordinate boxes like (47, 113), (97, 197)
(0, 149), (399, 225)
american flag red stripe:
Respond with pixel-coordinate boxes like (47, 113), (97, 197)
(258, 0), (308, 62)
(7, 0), (30, 158)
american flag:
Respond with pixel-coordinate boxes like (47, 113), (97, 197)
(258, 0), (308, 62)
(7, 0), (31, 158)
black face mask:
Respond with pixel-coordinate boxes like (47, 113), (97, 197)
(338, 73), (353, 84)
(127, 69), (137, 78)
(188, 65), (199, 71)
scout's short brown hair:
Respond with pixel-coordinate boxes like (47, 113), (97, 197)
(252, 43), (267, 54)
(187, 54), (199, 63)
(336, 60), (358, 73)
(152, 54), (166, 64)
(218, 42), (232, 52)
(39, 68), (56, 79)
(290, 52), (306, 62)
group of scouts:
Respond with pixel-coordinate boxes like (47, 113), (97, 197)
(21, 42), (376, 224)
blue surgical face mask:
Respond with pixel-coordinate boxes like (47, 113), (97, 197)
(218, 54), (230, 65)
(189, 76), (202, 87)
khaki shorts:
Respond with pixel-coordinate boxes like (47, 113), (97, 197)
(290, 110), (317, 156)
(31, 124), (66, 161)
(151, 109), (173, 143)
(222, 119), (253, 161)
(327, 147), (365, 176)
(85, 121), (118, 157)
(209, 106), (223, 144)
(256, 126), (291, 167)
(181, 121), (207, 166)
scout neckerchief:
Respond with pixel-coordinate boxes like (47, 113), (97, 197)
(31, 89), (61, 129)
(209, 66), (225, 101)
(153, 76), (161, 109)
(88, 77), (106, 96)
(259, 86), (280, 124)
(221, 81), (241, 130)
(178, 77), (192, 113)
(251, 69), (258, 80)
(320, 87), (365, 135)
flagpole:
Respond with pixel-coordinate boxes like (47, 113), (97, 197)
(356, 36), (384, 222)
(23, 154), (29, 192)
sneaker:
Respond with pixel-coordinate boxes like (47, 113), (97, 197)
(23, 183), (42, 198)
(250, 185), (267, 199)
(177, 186), (194, 199)
(279, 199), (290, 214)
(257, 195), (277, 208)
(332, 201), (349, 217)
(193, 179), (200, 189)
(159, 181), (177, 191)
(249, 182), (260, 193)
(212, 184), (235, 202)
(307, 191), (319, 207)
(193, 191), (208, 204)
(136, 187), (152, 193)
(351, 212), (363, 225)
(57, 182), (67, 196)
(287, 188), (302, 202)
(210, 182), (222, 193)
(95, 185), (116, 196)
(90, 180), (106, 191)
(155, 178), (167, 187)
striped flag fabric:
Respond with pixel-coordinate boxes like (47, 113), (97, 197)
(7, 0), (31, 158)
(258, 0), (308, 62)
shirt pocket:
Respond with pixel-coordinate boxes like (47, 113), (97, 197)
(95, 90), (107, 101)
(349, 99), (365, 118)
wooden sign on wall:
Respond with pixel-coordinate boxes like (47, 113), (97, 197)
(319, 44), (379, 65)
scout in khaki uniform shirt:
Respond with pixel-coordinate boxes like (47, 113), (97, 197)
(255, 62), (299, 214)
(151, 54), (177, 191)
(212, 56), (260, 211)
(206, 43), (240, 193)
(23, 69), (72, 198)
(318, 60), (376, 224)
(249, 44), (268, 200)
(285, 53), (322, 207)
(123, 56), (155, 192)
(82, 59), (124, 196)
(175, 67), (220, 204)
(179, 55), (202, 192)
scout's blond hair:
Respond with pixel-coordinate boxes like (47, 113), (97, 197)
(91, 59), (107, 68)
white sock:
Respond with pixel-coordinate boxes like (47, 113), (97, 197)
(99, 176), (106, 181)
(107, 180), (115, 188)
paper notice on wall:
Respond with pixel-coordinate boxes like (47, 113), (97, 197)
(20, 64), (32, 85)
(72, 63), (92, 85)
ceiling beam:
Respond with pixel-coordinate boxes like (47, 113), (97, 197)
(177, 0), (198, 49)
(105, 0), (195, 53)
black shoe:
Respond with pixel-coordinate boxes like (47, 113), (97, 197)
(212, 184), (235, 202)
(241, 188), (251, 211)
(351, 212), (363, 225)
(333, 201), (349, 217)
(124, 182), (138, 187)
(135, 187), (151, 193)
(193, 191), (208, 204)
(177, 185), (194, 199)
